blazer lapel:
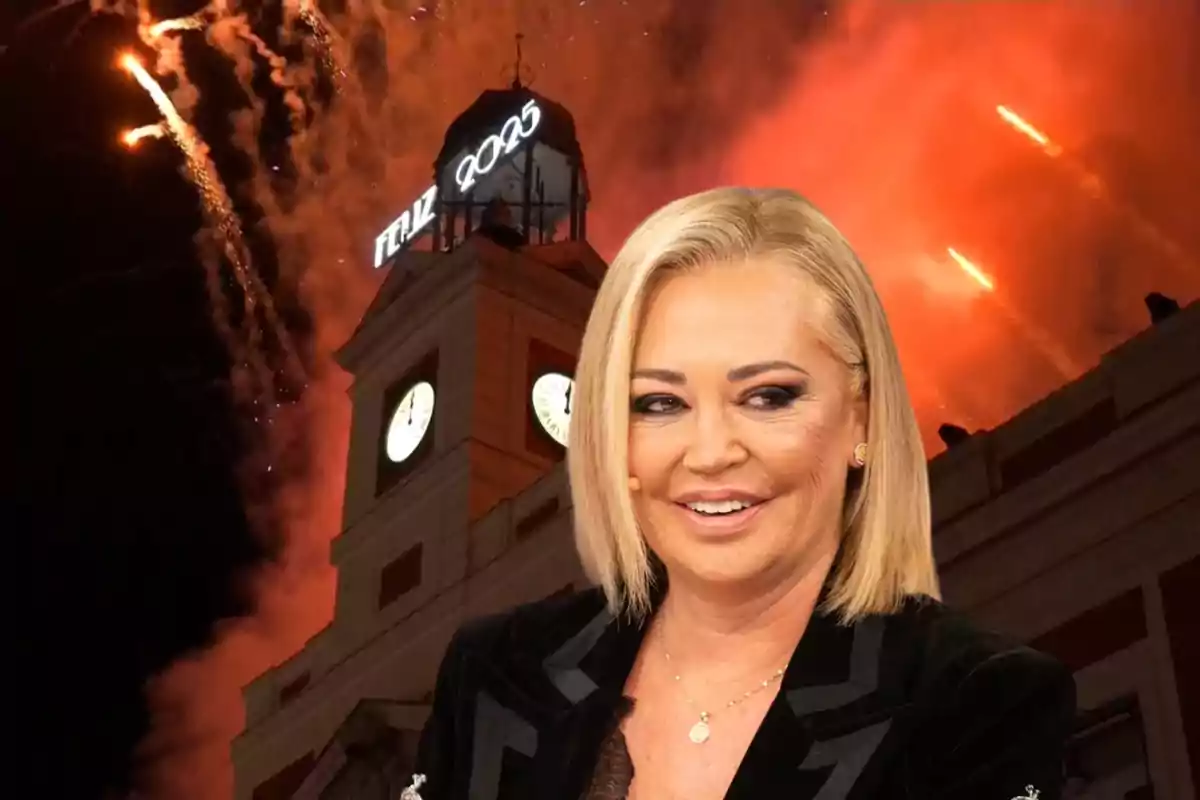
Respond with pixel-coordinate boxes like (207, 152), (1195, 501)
(455, 647), (554, 800)
(454, 592), (649, 800)
(448, 579), (923, 800)
(534, 605), (648, 800)
(726, 610), (910, 800)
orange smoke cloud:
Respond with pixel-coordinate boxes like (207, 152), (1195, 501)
(721, 0), (1200, 431)
(136, 374), (348, 800)
(120, 1), (1200, 799)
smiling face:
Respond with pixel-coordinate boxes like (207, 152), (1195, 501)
(628, 259), (867, 592)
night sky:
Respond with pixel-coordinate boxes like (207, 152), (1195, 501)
(8, 7), (284, 798)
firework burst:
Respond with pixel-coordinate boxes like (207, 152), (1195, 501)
(118, 50), (305, 403)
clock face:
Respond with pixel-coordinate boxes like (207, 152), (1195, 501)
(531, 372), (574, 448)
(384, 381), (436, 463)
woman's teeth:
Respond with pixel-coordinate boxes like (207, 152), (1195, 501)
(685, 499), (757, 516)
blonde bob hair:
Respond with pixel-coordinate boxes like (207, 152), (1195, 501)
(567, 187), (939, 623)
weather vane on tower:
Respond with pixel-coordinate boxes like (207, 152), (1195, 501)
(510, 31), (535, 89)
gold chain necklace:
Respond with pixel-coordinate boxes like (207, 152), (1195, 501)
(663, 649), (787, 744)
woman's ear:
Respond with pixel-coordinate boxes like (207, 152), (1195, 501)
(848, 397), (868, 468)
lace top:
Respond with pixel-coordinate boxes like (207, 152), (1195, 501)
(580, 696), (637, 799)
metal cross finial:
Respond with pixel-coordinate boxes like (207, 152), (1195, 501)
(511, 32), (525, 89)
(400, 773), (427, 800)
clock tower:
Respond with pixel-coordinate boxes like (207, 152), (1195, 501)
(231, 85), (603, 800)
(341, 83), (598, 527)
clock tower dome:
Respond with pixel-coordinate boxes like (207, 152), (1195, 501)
(232, 84), (603, 800)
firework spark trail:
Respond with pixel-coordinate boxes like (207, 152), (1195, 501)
(127, 12), (311, 387)
(120, 53), (302, 398)
(146, 3), (311, 232)
(996, 104), (1195, 278)
(291, 0), (344, 83)
(947, 246), (995, 292)
(193, 4), (352, 328)
(945, 246), (1082, 380)
(119, 51), (267, 364)
(148, 16), (206, 37)
(138, 3), (325, 170)
(122, 123), (165, 147)
(996, 105), (1062, 157)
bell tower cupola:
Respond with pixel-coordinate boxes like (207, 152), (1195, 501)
(373, 39), (589, 268)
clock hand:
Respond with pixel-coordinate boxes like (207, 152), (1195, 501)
(564, 382), (573, 414)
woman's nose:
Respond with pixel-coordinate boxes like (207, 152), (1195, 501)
(681, 407), (748, 475)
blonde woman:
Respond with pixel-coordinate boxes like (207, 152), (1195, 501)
(410, 188), (1074, 800)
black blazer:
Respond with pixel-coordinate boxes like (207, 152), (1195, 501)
(412, 584), (1076, 800)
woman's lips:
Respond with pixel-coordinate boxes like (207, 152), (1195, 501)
(674, 499), (769, 536)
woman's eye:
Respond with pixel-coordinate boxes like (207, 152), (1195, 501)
(743, 384), (804, 410)
(631, 394), (684, 415)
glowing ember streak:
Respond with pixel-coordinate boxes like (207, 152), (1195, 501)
(119, 54), (189, 135)
(119, 52), (304, 387)
(118, 53), (256, 303)
(119, 52), (236, 246)
(148, 16), (205, 39)
(294, 0), (344, 81)
(298, 0), (329, 35)
(946, 247), (995, 291)
(122, 123), (165, 147)
(995, 104), (1194, 277)
(996, 105), (1062, 157)
(944, 246), (1081, 379)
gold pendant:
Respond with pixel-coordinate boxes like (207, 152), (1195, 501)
(688, 717), (711, 744)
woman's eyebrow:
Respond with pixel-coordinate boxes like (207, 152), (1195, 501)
(631, 360), (809, 385)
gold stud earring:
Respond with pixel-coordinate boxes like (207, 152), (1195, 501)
(852, 442), (868, 468)
(628, 476), (642, 492)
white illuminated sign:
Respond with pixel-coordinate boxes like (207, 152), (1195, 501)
(372, 185), (436, 270)
(373, 99), (543, 268)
